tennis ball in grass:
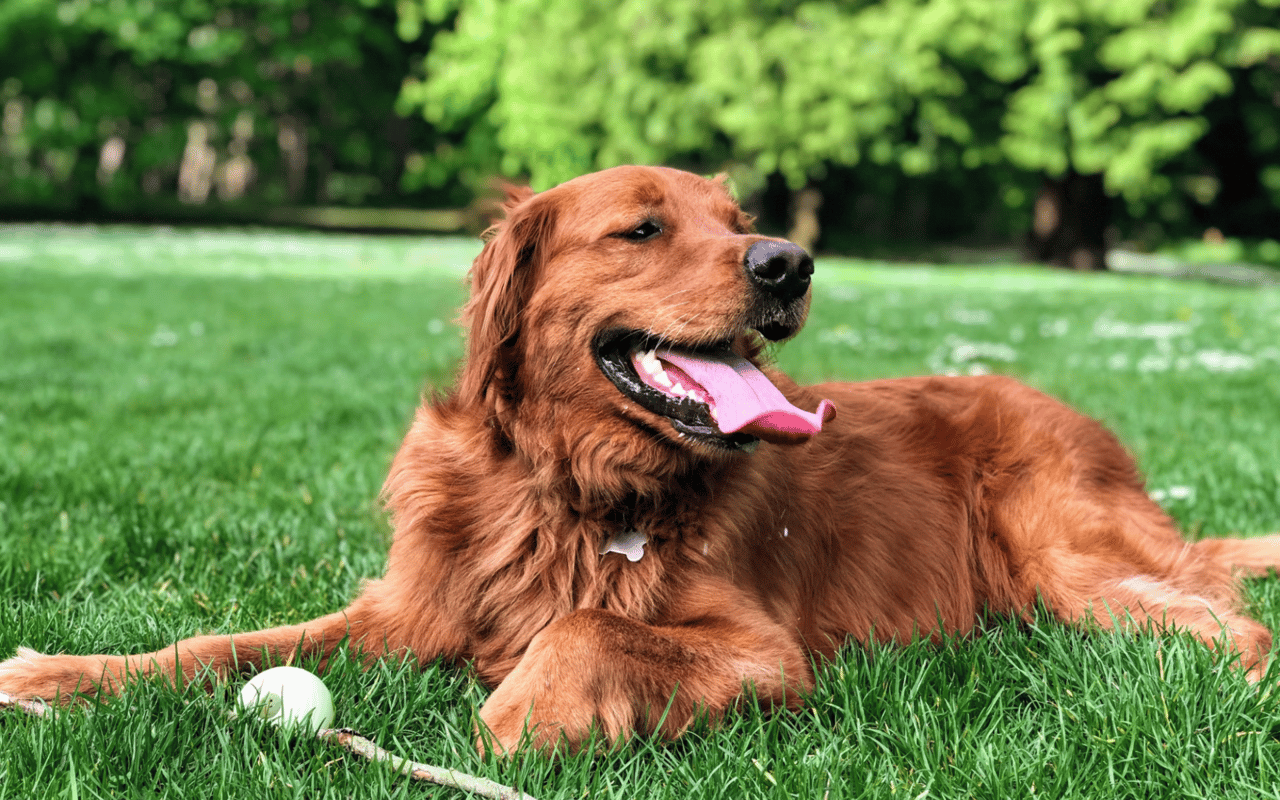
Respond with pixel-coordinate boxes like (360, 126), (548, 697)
(238, 666), (335, 734)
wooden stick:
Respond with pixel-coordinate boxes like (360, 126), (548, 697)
(1, 693), (536, 800)
(318, 728), (539, 800)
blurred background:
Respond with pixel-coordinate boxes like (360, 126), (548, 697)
(2, 0), (1279, 272)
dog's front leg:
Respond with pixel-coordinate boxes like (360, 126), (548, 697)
(0, 610), (368, 702)
(477, 605), (812, 755)
(0, 580), (462, 703)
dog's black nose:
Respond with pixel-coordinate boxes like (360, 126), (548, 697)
(744, 240), (814, 303)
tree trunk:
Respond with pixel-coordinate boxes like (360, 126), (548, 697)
(787, 186), (823, 254)
(1026, 171), (1109, 270)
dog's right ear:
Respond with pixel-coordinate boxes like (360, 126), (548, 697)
(457, 184), (555, 411)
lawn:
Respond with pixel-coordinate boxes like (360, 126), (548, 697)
(2, 224), (1280, 799)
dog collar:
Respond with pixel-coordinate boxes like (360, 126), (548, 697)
(599, 529), (648, 562)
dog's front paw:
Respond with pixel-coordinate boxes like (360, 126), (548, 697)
(477, 678), (606, 757)
(0, 648), (128, 703)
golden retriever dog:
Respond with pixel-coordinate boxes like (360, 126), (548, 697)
(2, 165), (1278, 754)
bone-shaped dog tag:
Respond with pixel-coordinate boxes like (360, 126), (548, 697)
(599, 529), (648, 562)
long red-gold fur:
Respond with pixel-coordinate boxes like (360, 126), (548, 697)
(1, 166), (1277, 754)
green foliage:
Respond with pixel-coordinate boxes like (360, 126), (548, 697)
(402, 0), (1280, 234)
(997, 0), (1275, 203)
(1159, 235), (1280, 270)
(402, 0), (755, 189)
(4, 0), (1279, 243)
(0, 0), (451, 215)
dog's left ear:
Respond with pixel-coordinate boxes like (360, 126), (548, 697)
(457, 184), (555, 412)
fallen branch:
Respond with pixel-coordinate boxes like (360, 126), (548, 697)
(318, 728), (539, 800)
(3, 692), (535, 800)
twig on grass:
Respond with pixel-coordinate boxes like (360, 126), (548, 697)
(2, 693), (535, 800)
(318, 728), (539, 800)
(0, 690), (53, 718)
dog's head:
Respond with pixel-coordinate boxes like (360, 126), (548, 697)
(456, 166), (833, 492)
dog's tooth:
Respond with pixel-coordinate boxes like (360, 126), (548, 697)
(648, 362), (674, 388)
(638, 349), (675, 388)
(640, 349), (659, 371)
(671, 383), (687, 398)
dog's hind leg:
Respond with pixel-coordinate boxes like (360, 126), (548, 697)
(1046, 571), (1273, 681)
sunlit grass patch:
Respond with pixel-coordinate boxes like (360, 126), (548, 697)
(2, 227), (1279, 799)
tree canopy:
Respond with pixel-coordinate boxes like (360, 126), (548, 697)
(0, 0), (445, 215)
(404, 0), (1280, 261)
(2, 0), (1278, 259)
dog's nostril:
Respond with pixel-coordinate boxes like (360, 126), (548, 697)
(744, 240), (814, 302)
(755, 256), (788, 283)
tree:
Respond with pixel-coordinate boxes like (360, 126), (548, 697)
(400, 0), (1280, 266)
(0, 0), (447, 216)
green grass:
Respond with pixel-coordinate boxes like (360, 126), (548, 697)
(2, 224), (1280, 799)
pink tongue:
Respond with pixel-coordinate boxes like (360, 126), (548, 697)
(656, 349), (835, 444)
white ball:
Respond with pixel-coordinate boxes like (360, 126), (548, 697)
(238, 666), (335, 734)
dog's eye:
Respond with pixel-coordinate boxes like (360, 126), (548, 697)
(619, 221), (662, 242)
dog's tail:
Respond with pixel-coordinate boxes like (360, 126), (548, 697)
(1195, 533), (1280, 578)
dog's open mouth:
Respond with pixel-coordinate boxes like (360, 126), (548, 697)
(594, 331), (835, 450)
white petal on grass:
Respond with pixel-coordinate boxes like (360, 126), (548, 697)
(1151, 486), (1195, 503)
(1092, 316), (1192, 340)
(150, 326), (179, 347)
(1195, 350), (1255, 373)
(1137, 354), (1171, 373)
(950, 342), (1017, 363)
(819, 326), (863, 347)
(927, 336), (1018, 374)
(824, 286), (861, 302)
(948, 307), (993, 325)
(1039, 318), (1070, 337)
